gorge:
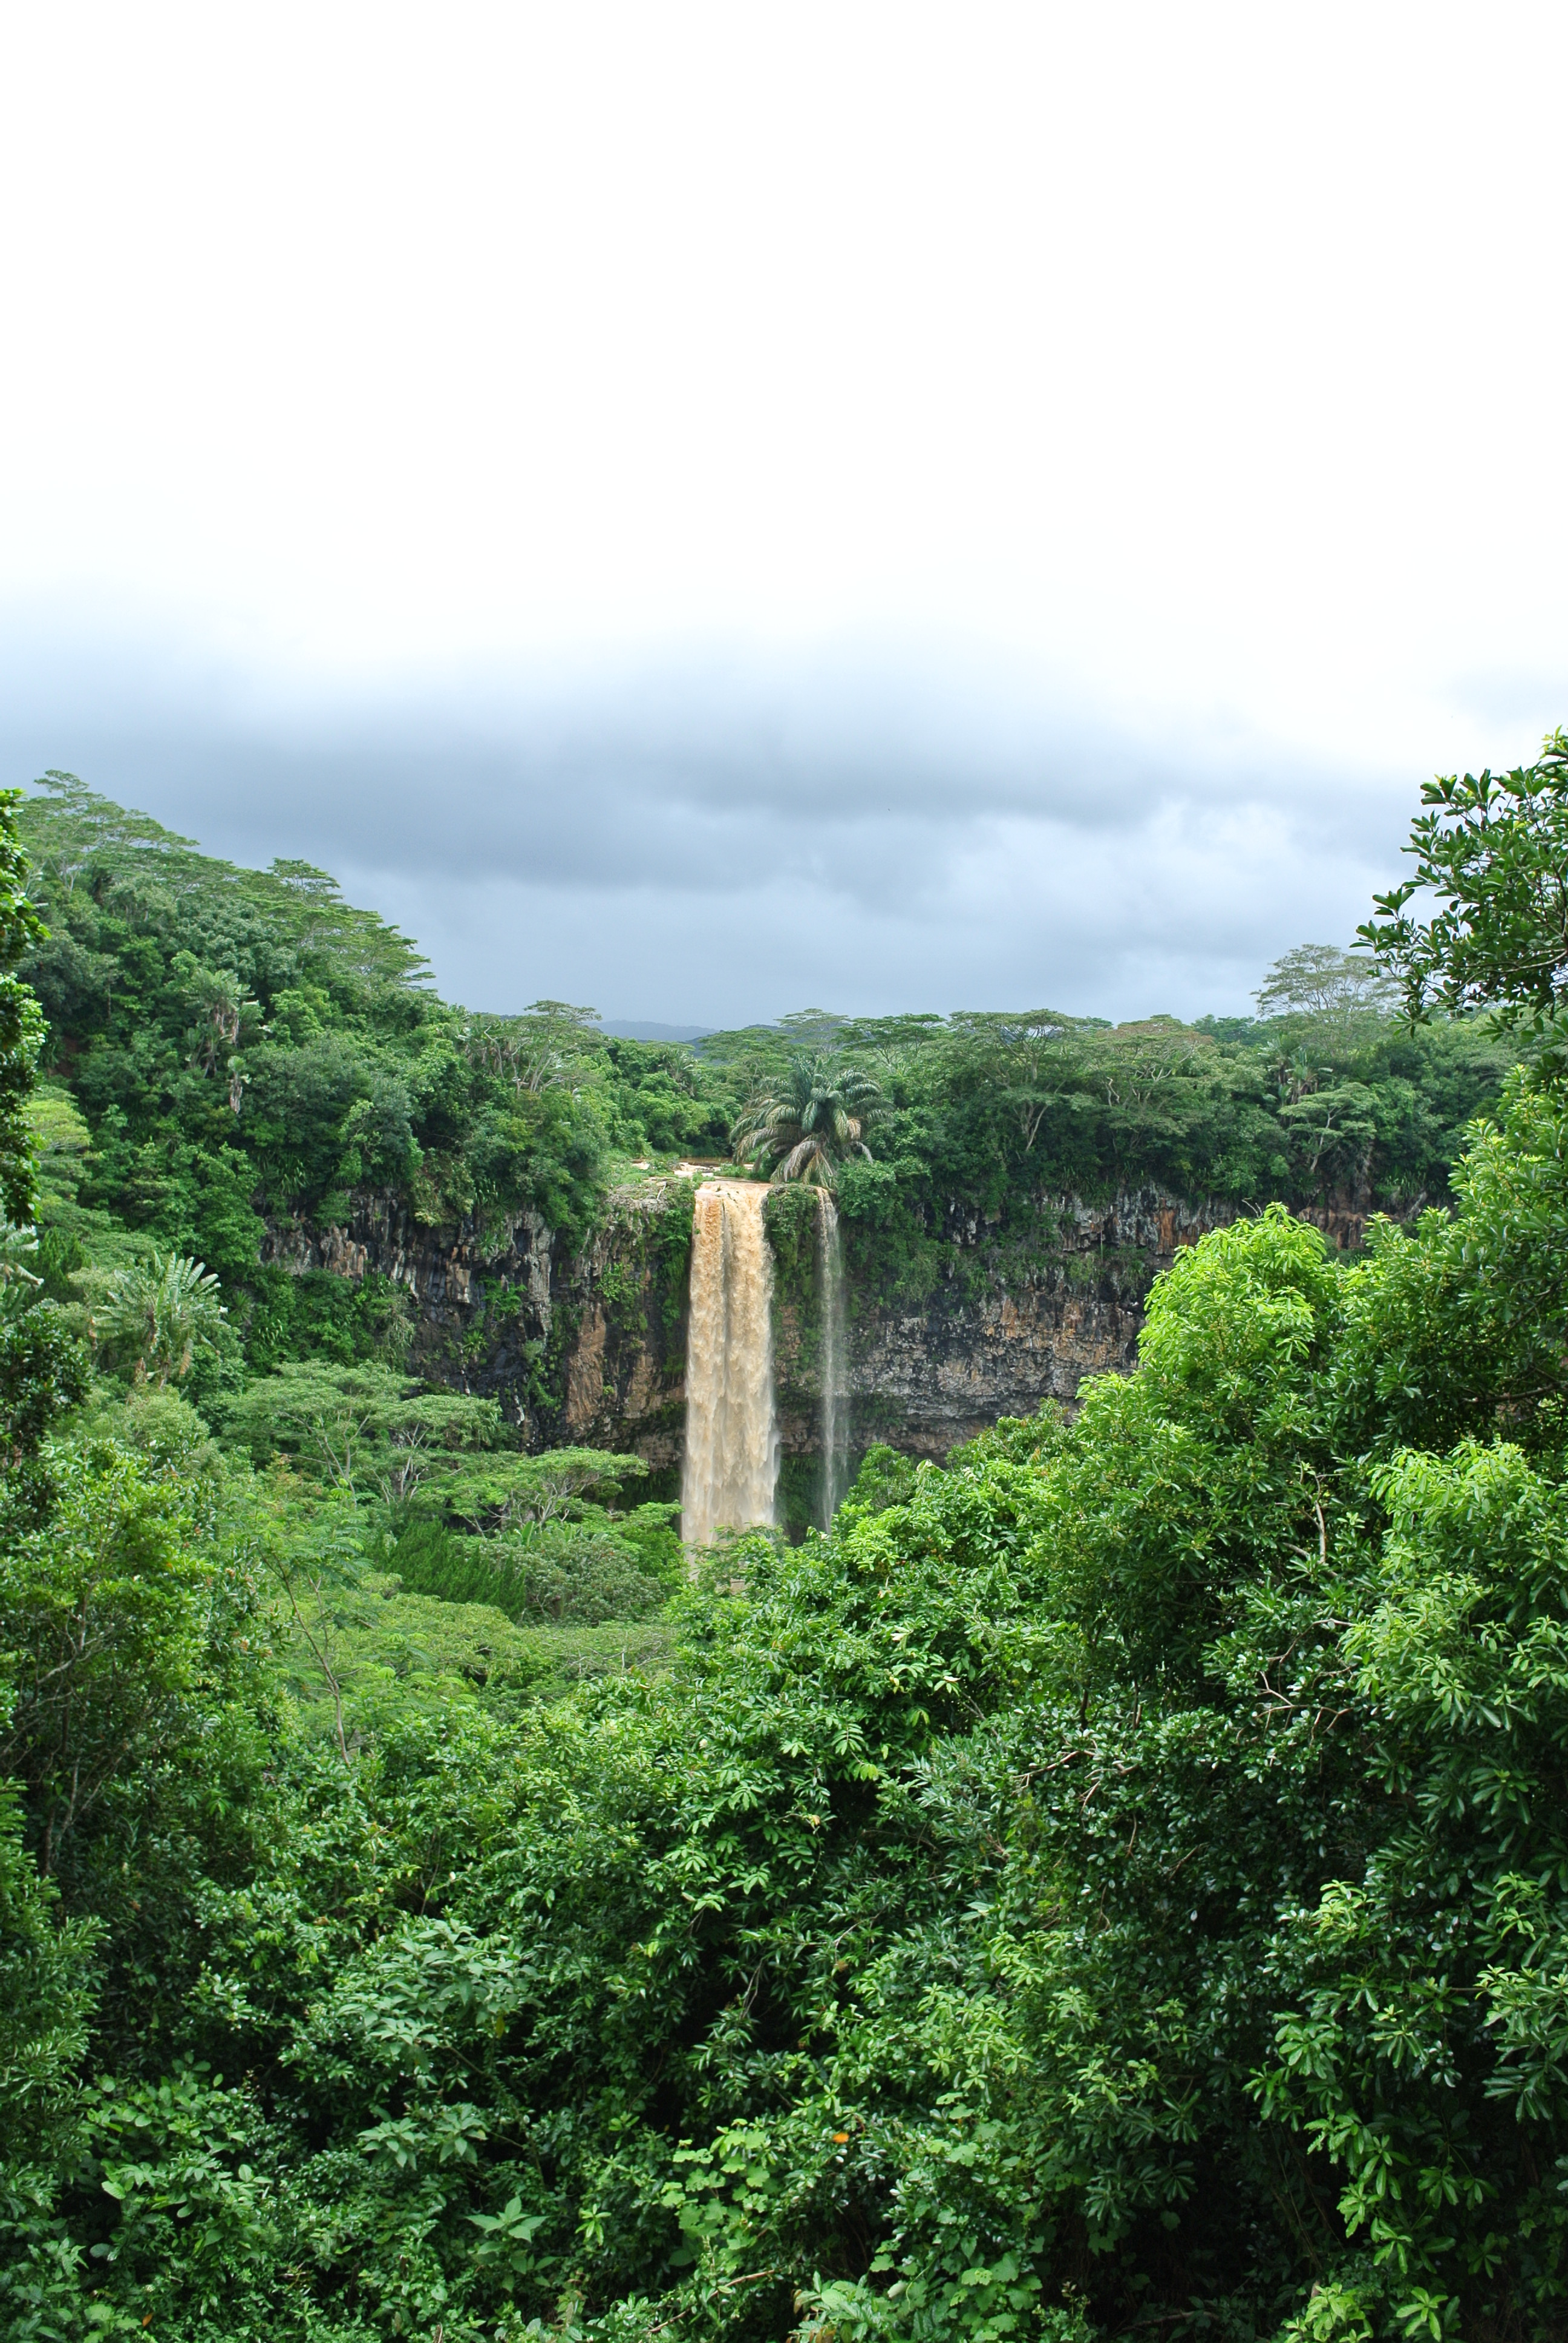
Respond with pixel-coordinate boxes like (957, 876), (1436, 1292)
(258, 1169), (1300, 1533)
(16, 776), (1510, 1520)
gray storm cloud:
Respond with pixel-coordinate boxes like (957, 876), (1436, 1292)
(0, 626), (1417, 1024)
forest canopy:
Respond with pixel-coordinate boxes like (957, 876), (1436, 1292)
(3, 742), (1568, 2340)
(11, 772), (1517, 1383)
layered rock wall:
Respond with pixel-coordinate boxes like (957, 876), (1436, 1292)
(261, 1177), (1375, 1482)
(260, 1183), (692, 1465)
(795, 1185), (1371, 1458)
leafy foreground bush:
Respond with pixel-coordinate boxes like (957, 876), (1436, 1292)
(2, 1063), (1568, 2340)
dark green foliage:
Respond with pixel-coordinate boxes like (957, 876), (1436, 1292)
(773, 1450), (827, 1541)
(602, 1034), (728, 1159)
(840, 1440), (921, 1516)
(0, 1438), (266, 2095)
(733, 1052), (888, 1186)
(705, 995), (1513, 1317)
(13, 778), (733, 1354)
(0, 1306), (88, 1473)
(0, 788), (46, 1228)
(0, 1789), (97, 2174)
(762, 1180), (820, 1310)
(14, 777), (1517, 1400)
(9, 1092), (1568, 2335)
(240, 1263), (414, 1372)
(381, 1510), (491, 1602)
(244, 1030), (419, 1205)
(779, 1440), (923, 1544)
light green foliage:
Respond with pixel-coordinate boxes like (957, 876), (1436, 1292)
(221, 1413), (679, 1751)
(0, 1222), (44, 1323)
(456, 1525), (658, 1627)
(390, 1446), (682, 1628)
(439, 1443), (650, 1532)
(1321, 1066), (1568, 1462)
(24, 1084), (154, 1314)
(224, 1357), (505, 1499)
(462, 998), (606, 1096)
(1255, 943), (1400, 1024)
(836, 1439), (921, 1520)
(24, 1085), (91, 1200)
(385, 1510), (678, 1630)
(0, 1442), (245, 1876)
(273, 1571), (554, 1732)
(96, 1248), (226, 1386)
(247, 1466), (377, 1761)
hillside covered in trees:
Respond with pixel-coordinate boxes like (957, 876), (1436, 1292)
(3, 740), (1568, 2341)
(14, 773), (1514, 1391)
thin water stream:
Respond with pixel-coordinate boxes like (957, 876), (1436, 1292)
(818, 1192), (848, 1529)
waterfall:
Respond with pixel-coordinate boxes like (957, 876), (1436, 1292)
(681, 1180), (780, 1546)
(818, 1191), (848, 1529)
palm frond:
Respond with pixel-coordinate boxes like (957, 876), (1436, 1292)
(733, 1050), (889, 1185)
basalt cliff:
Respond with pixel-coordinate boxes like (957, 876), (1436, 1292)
(261, 1176), (1373, 1525)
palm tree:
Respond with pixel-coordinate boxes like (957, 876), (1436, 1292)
(0, 1222), (43, 1318)
(97, 1251), (226, 1387)
(731, 1053), (887, 1187)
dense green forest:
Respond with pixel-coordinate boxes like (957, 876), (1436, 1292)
(10, 772), (1517, 1394)
(4, 741), (1568, 2339)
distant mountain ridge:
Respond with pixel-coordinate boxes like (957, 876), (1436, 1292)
(597, 1019), (715, 1042)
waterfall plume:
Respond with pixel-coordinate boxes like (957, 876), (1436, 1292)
(681, 1180), (780, 1546)
(818, 1191), (848, 1529)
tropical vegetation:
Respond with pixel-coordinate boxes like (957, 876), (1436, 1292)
(2, 739), (1568, 2336)
(96, 1250), (226, 1387)
(13, 774), (1518, 1390)
(731, 1054), (888, 1186)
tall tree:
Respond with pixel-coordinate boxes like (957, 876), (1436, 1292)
(1254, 941), (1398, 1023)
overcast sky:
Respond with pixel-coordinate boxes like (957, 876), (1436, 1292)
(4, 4), (1566, 1024)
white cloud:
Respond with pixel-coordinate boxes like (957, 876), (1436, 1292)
(2, 2), (1566, 1017)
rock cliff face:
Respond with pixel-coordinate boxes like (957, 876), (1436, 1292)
(261, 1177), (1376, 1504)
(782, 1185), (1372, 1466)
(261, 1182), (694, 1467)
